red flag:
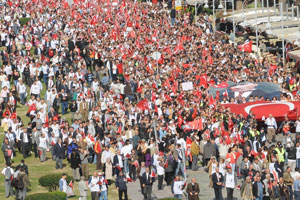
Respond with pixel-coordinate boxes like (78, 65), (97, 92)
(164, 94), (172, 102)
(10, 112), (17, 120)
(209, 95), (216, 107)
(129, 30), (136, 38)
(163, 79), (171, 89)
(269, 64), (278, 75)
(117, 63), (123, 74)
(133, 160), (139, 167)
(118, 124), (122, 134)
(223, 89), (228, 98)
(69, 180), (73, 189)
(88, 134), (95, 142)
(137, 99), (149, 111)
(151, 171), (156, 178)
(216, 91), (220, 101)
(154, 104), (158, 113)
(238, 40), (252, 53)
(53, 115), (59, 121)
(184, 120), (203, 131)
(199, 74), (208, 88)
(214, 82), (229, 88)
(127, 177), (132, 182)
(192, 107), (197, 119)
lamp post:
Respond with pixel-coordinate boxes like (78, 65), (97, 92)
(280, 2), (285, 65)
(213, 0), (215, 33)
(255, 0), (259, 59)
(232, 0), (235, 45)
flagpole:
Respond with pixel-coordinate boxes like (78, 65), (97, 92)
(255, 0), (259, 60)
(280, 2), (285, 65)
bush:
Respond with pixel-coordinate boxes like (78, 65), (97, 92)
(19, 18), (31, 26)
(52, 191), (67, 200)
(25, 193), (56, 200)
(158, 198), (177, 200)
(25, 191), (67, 200)
(39, 174), (73, 192)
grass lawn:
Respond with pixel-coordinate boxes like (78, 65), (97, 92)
(0, 86), (119, 199)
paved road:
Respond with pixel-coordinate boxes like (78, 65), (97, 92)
(128, 134), (291, 199)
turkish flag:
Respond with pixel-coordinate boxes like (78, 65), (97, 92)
(184, 120), (203, 131)
(239, 40), (252, 53)
(137, 99), (149, 111)
(199, 74), (208, 88)
(223, 89), (228, 98)
(214, 82), (229, 88)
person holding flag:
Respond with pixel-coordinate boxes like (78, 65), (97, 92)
(172, 175), (186, 199)
(141, 167), (155, 200)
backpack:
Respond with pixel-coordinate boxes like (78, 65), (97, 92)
(4, 168), (12, 181)
(16, 174), (24, 189)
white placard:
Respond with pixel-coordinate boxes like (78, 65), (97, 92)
(182, 82), (193, 91)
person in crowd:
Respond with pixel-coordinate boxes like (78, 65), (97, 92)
(156, 156), (165, 190)
(15, 168), (30, 200)
(115, 171), (128, 200)
(16, 160), (28, 175)
(78, 176), (88, 200)
(186, 178), (200, 200)
(59, 173), (68, 195)
(141, 167), (155, 200)
(88, 171), (100, 200)
(2, 163), (14, 198)
(212, 167), (224, 200)
(1, 137), (13, 164)
(224, 165), (237, 200)
(70, 149), (81, 181)
(53, 138), (65, 169)
(172, 175), (186, 199)
(98, 172), (109, 200)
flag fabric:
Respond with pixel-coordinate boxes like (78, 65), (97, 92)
(214, 82), (229, 88)
(269, 64), (278, 75)
(69, 180), (73, 189)
(133, 160), (139, 167)
(238, 40), (252, 53)
(223, 89), (228, 98)
(137, 99), (149, 111)
(185, 137), (193, 161)
(199, 74), (208, 88)
(184, 120), (203, 131)
(94, 141), (101, 154)
(151, 171), (156, 178)
(209, 95), (216, 107)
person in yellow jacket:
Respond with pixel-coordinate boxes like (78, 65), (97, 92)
(191, 138), (199, 171)
(275, 142), (285, 173)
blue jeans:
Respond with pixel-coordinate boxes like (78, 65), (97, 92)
(171, 18), (175, 26)
(20, 93), (26, 105)
(61, 101), (68, 114)
(124, 158), (129, 175)
(174, 194), (182, 199)
(99, 190), (107, 200)
(175, 162), (186, 179)
(297, 159), (300, 168)
(43, 74), (48, 87)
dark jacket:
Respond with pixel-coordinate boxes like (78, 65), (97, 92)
(141, 172), (155, 186)
(186, 183), (200, 200)
(115, 175), (127, 191)
(70, 151), (81, 169)
(211, 172), (223, 189)
(286, 146), (296, 160)
(53, 143), (65, 159)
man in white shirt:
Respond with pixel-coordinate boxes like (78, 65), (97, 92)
(172, 176), (185, 199)
(2, 163), (14, 198)
(264, 114), (277, 143)
(17, 80), (27, 105)
(101, 146), (113, 165)
(121, 141), (132, 175)
(30, 81), (42, 98)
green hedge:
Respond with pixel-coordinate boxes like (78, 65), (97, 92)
(25, 191), (67, 200)
(19, 18), (31, 26)
(39, 174), (73, 192)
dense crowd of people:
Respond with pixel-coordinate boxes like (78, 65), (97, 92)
(1, 0), (300, 199)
